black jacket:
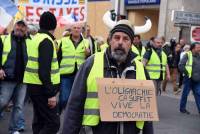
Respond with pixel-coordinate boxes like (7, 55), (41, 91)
(62, 48), (153, 134)
(88, 35), (98, 54)
(28, 30), (59, 98)
(0, 32), (28, 82)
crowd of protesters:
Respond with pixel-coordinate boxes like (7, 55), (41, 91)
(0, 11), (199, 134)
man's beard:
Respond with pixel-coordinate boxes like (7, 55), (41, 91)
(111, 47), (128, 63)
(14, 30), (25, 37)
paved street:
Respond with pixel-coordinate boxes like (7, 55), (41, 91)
(0, 83), (200, 134)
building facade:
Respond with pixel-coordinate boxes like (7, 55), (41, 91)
(85, 0), (200, 43)
(125, 0), (200, 42)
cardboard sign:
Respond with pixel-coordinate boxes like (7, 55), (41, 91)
(97, 78), (159, 121)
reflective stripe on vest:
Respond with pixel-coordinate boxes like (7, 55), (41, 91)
(131, 45), (146, 61)
(60, 36), (89, 75)
(1, 34), (31, 66)
(185, 51), (193, 78)
(82, 51), (145, 129)
(23, 33), (60, 85)
(145, 49), (167, 79)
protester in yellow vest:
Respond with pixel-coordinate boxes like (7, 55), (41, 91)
(131, 34), (146, 60)
(23, 12), (60, 134)
(55, 29), (71, 52)
(85, 25), (100, 54)
(62, 20), (153, 134)
(142, 36), (170, 95)
(0, 20), (29, 134)
(57, 22), (90, 113)
(178, 42), (200, 114)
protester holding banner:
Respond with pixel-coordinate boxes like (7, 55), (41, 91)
(62, 20), (153, 134)
(23, 11), (60, 134)
(0, 20), (29, 134)
(57, 22), (90, 114)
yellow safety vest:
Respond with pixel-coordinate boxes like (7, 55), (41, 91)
(23, 33), (60, 85)
(60, 36), (89, 75)
(0, 34), (31, 65)
(131, 45), (146, 60)
(145, 49), (167, 80)
(185, 51), (193, 78)
(55, 39), (61, 52)
(100, 43), (109, 52)
(82, 51), (146, 129)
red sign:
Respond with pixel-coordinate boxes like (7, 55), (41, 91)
(191, 26), (200, 42)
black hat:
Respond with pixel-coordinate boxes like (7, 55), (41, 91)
(191, 42), (200, 46)
(191, 42), (200, 50)
(39, 11), (57, 30)
(110, 20), (134, 42)
(15, 20), (27, 26)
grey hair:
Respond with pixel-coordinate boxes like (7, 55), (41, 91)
(183, 44), (190, 51)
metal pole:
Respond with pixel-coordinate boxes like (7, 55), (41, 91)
(178, 26), (183, 42)
(120, 122), (124, 134)
(114, 0), (120, 21)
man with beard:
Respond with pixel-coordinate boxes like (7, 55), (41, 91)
(0, 20), (30, 134)
(62, 20), (153, 134)
(142, 37), (170, 95)
(58, 23), (90, 114)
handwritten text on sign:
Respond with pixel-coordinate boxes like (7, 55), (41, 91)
(97, 78), (159, 121)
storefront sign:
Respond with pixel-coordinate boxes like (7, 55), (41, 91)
(88, 0), (110, 1)
(97, 78), (159, 121)
(125, 0), (160, 6)
(173, 11), (200, 26)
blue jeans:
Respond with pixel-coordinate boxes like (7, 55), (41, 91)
(0, 81), (27, 133)
(180, 77), (200, 113)
(191, 81), (200, 113)
(180, 76), (191, 112)
(59, 75), (75, 112)
(16, 112), (25, 130)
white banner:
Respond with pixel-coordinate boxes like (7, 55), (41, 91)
(16, 0), (87, 26)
